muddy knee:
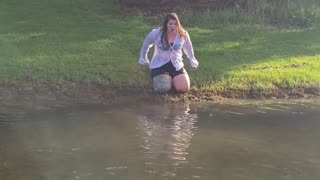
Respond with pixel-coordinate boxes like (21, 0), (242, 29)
(175, 86), (190, 93)
(153, 74), (172, 93)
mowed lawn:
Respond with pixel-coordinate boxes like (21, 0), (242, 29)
(1, 0), (319, 98)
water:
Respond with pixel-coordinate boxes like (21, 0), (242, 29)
(1, 98), (320, 180)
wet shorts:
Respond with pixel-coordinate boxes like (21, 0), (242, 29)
(151, 61), (186, 79)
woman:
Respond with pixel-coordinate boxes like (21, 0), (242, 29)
(138, 13), (199, 93)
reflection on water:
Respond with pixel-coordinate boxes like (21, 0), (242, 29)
(0, 98), (320, 180)
(137, 103), (198, 176)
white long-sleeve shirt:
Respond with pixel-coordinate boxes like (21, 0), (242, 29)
(139, 28), (199, 71)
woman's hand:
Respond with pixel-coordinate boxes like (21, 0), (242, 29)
(137, 63), (149, 68)
(190, 66), (197, 71)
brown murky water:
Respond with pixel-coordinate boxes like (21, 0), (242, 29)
(1, 98), (320, 180)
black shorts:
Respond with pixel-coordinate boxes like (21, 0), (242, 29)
(151, 61), (186, 79)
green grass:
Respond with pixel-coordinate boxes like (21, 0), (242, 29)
(0, 0), (319, 99)
(187, 25), (320, 98)
(0, 0), (151, 87)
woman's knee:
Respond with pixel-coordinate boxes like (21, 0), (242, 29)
(153, 74), (172, 93)
(173, 74), (190, 93)
(175, 85), (190, 93)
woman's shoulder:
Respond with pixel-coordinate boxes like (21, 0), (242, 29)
(179, 28), (188, 38)
(150, 27), (161, 33)
(183, 28), (189, 35)
(148, 27), (161, 37)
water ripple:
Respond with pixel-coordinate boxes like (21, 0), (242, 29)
(0, 109), (26, 128)
(137, 103), (198, 171)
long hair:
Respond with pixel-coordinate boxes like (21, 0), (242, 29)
(160, 13), (186, 50)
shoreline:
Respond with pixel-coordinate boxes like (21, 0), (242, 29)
(1, 83), (319, 106)
(1, 0), (319, 106)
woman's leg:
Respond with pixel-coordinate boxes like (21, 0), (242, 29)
(153, 74), (172, 93)
(173, 73), (190, 93)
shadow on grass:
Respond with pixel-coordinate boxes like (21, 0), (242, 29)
(0, 0), (152, 87)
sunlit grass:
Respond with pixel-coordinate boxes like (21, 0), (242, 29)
(199, 55), (320, 97)
(0, 0), (151, 87)
(0, 0), (319, 98)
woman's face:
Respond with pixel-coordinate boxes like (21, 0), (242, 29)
(167, 19), (178, 33)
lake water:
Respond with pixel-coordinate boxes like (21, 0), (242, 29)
(1, 98), (320, 180)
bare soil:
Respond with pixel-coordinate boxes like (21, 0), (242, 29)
(1, 82), (319, 106)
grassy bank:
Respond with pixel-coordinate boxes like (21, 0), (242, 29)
(0, 0), (319, 101)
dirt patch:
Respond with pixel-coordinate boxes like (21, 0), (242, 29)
(1, 82), (319, 106)
(0, 83), (159, 107)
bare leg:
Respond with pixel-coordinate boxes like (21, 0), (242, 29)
(173, 73), (190, 93)
(153, 74), (172, 93)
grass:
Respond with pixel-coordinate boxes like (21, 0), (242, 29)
(0, 0), (319, 100)
(186, 25), (320, 98)
(0, 0), (151, 87)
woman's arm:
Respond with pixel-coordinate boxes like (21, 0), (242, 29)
(183, 31), (199, 69)
(139, 29), (157, 65)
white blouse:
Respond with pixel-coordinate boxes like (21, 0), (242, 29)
(139, 28), (199, 71)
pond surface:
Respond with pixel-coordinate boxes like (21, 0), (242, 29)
(1, 98), (320, 180)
